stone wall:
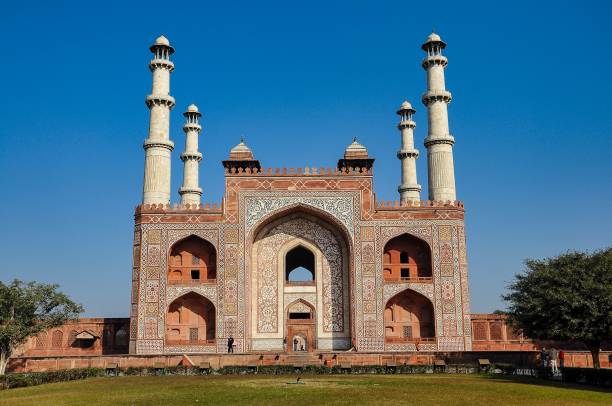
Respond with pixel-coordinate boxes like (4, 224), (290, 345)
(15, 318), (129, 358)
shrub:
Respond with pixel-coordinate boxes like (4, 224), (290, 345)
(0, 368), (105, 390)
(562, 367), (612, 388)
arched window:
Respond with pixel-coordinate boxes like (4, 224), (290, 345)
(35, 332), (48, 349)
(166, 292), (216, 345)
(490, 322), (503, 341)
(51, 330), (63, 348)
(384, 290), (435, 343)
(383, 234), (432, 281)
(285, 246), (315, 282)
(168, 236), (217, 283)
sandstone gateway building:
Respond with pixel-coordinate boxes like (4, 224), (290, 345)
(131, 33), (470, 355)
(19, 34), (569, 371)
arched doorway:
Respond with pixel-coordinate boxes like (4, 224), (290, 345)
(384, 289), (435, 344)
(286, 300), (315, 352)
(165, 292), (216, 346)
(249, 210), (351, 352)
(383, 234), (432, 282)
(168, 235), (217, 284)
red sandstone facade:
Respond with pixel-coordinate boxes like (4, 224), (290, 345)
(130, 165), (471, 355)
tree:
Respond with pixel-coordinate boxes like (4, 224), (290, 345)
(503, 248), (612, 369)
(0, 280), (83, 375)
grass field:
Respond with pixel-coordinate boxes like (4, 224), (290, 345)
(1, 374), (610, 405)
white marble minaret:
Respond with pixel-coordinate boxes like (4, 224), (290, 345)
(179, 104), (203, 205)
(397, 101), (421, 202)
(142, 35), (175, 204)
(421, 32), (456, 202)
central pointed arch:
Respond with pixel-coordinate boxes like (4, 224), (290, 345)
(247, 204), (354, 352)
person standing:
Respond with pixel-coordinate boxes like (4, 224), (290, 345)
(559, 350), (565, 370)
(227, 336), (234, 353)
(540, 346), (547, 369)
(550, 347), (559, 375)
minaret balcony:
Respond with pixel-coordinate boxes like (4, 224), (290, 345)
(180, 152), (203, 162)
(149, 58), (175, 72)
(143, 138), (174, 151)
(183, 123), (202, 132)
(145, 94), (176, 108)
(424, 134), (455, 147)
(421, 90), (452, 106)
(397, 120), (416, 130)
(397, 148), (419, 159)
(421, 55), (448, 69)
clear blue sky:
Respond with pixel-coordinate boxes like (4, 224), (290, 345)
(1, 1), (610, 317)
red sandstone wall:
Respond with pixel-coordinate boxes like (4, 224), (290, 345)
(15, 318), (130, 358)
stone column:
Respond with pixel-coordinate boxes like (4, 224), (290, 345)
(421, 32), (456, 202)
(396, 101), (421, 202)
(143, 35), (175, 204)
(179, 104), (203, 205)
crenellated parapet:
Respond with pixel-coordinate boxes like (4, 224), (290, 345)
(137, 202), (223, 212)
(224, 166), (373, 176)
(375, 199), (464, 210)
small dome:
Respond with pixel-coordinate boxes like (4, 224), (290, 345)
(400, 100), (413, 110)
(426, 32), (442, 42)
(344, 137), (369, 159)
(422, 31), (446, 51)
(154, 35), (170, 46)
(187, 104), (199, 113)
(229, 138), (254, 160)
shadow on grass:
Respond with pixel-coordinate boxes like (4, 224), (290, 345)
(483, 374), (612, 394)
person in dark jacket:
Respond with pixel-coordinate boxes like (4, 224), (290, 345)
(227, 336), (234, 353)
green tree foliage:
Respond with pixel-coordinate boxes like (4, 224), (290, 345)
(0, 280), (82, 375)
(504, 248), (612, 368)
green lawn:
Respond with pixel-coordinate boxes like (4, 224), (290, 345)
(1, 374), (610, 405)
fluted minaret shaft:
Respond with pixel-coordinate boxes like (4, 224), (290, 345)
(421, 33), (456, 202)
(397, 102), (421, 201)
(179, 105), (203, 205)
(142, 36), (175, 205)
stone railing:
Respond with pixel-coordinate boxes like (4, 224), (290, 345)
(167, 279), (217, 285)
(224, 166), (373, 176)
(383, 276), (433, 283)
(375, 200), (464, 209)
